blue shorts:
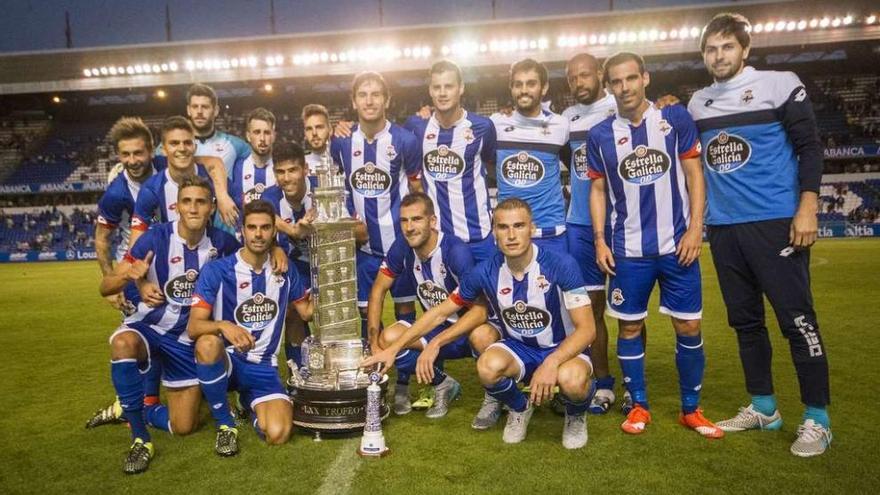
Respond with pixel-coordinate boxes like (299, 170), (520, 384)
(606, 254), (702, 321)
(533, 231), (568, 254)
(113, 323), (198, 388)
(225, 352), (288, 410)
(467, 235), (498, 265)
(418, 321), (474, 360)
(357, 251), (416, 307)
(566, 223), (609, 292)
(488, 339), (592, 384)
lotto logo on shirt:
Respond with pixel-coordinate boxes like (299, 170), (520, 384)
(705, 132), (751, 174)
(423, 145), (465, 181)
(243, 183), (266, 205)
(501, 300), (552, 337)
(350, 162), (392, 197)
(572, 143), (589, 180)
(618, 145), (671, 185)
(235, 292), (279, 331)
(417, 280), (449, 309)
(500, 152), (545, 188)
(164, 269), (199, 305)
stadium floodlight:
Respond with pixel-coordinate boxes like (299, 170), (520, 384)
(690, 26), (701, 38)
(557, 36), (566, 48)
(156, 89), (167, 98)
(648, 29), (658, 41)
(786, 21), (796, 31)
(330, 52), (339, 62)
(588, 34), (598, 44)
(52, 96), (61, 103)
(843, 15), (853, 25)
(608, 32), (617, 44)
(538, 38), (549, 50)
(831, 17), (842, 27)
(169, 61), (178, 71)
(480, 43), (489, 52)
(185, 60), (195, 71)
(754, 23), (764, 33)
(263, 83), (273, 92)
(125, 66), (134, 74)
(658, 31), (667, 41)
(247, 56), (258, 67)
(819, 17), (830, 27)
(265, 56), (275, 66)
(320, 52), (329, 62)
(441, 45), (451, 55)
(423, 46), (432, 57)
(619, 30), (628, 43)
(83, 69), (92, 77)
(867, 15), (877, 24)
(763, 21), (775, 32)
(152, 64), (161, 73)
(109, 66), (118, 75)
(220, 59), (229, 69)
(99, 67), (109, 75)
(598, 33), (608, 44)
(797, 20), (807, 30)
(809, 18), (819, 28)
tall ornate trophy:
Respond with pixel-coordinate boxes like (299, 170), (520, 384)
(287, 153), (390, 435)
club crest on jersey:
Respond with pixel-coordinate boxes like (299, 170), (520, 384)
(214, 143), (225, 153)
(350, 162), (392, 197)
(385, 144), (397, 161)
(536, 275), (550, 293)
(658, 119), (672, 136)
(572, 143), (589, 180)
(540, 124), (551, 136)
(740, 89), (754, 105)
(610, 288), (624, 306)
(705, 132), (751, 174)
(463, 128), (475, 143)
(618, 145), (671, 185)
(164, 268), (199, 305)
(417, 280), (449, 308)
(500, 152), (544, 188)
(243, 184), (265, 204)
(424, 145), (465, 181)
(501, 300), (552, 337)
(235, 292), (279, 331)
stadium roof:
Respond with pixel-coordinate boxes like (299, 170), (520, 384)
(0, 0), (877, 95)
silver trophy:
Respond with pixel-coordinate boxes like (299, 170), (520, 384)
(288, 152), (389, 434)
(357, 371), (390, 457)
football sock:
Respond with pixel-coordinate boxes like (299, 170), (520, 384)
(197, 360), (235, 429)
(676, 333), (705, 414)
(395, 310), (416, 325)
(618, 336), (648, 409)
(430, 367), (448, 387)
(803, 405), (830, 429)
(394, 349), (418, 381)
(561, 379), (595, 415)
(252, 417), (266, 441)
(285, 343), (303, 368)
(111, 359), (150, 442)
(596, 375), (615, 391)
(142, 360), (162, 398)
(486, 377), (528, 413)
(751, 394), (778, 416)
(144, 403), (170, 432)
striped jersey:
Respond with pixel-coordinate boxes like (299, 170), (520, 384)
(97, 158), (165, 260)
(492, 110), (570, 238)
(687, 67), (819, 225)
(380, 232), (475, 323)
(562, 92), (618, 226)
(586, 104), (701, 258)
(131, 165), (213, 232)
(229, 155), (275, 211)
(451, 245), (589, 349)
(192, 252), (308, 366)
(409, 111), (496, 243)
(330, 121), (421, 256)
(124, 221), (240, 343)
(260, 184), (312, 264)
(304, 149), (325, 189)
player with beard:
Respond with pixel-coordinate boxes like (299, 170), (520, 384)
(688, 13), (830, 456)
(302, 104), (331, 188)
(188, 199), (314, 451)
(364, 198), (596, 449)
(492, 59), (569, 254)
(229, 108), (277, 213)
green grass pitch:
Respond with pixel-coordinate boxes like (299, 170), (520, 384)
(0, 239), (878, 494)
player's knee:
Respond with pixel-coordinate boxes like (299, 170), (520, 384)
(194, 334), (224, 363)
(672, 318), (701, 337)
(170, 416), (197, 436)
(557, 361), (589, 395)
(468, 325), (498, 354)
(476, 352), (506, 384)
(110, 331), (141, 359)
(263, 420), (292, 445)
(618, 320), (644, 339)
(379, 323), (406, 349)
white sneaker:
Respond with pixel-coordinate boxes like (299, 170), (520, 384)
(716, 404), (783, 432)
(472, 393), (502, 430)
(562, 412), (588, 449)
(588, 388), (616, 415)
(790, 419), (832, 457)
(502, 405), (534, 444)
(392, 384), (412, 415)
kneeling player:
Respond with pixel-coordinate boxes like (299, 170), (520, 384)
(367, 193), (499, 420)
(188, 200), (314, 452)
(365, 199), (596, 449)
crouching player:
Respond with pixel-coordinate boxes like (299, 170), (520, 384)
(365, 199), (596, 449)
(367, 192), (499, 420)
(188, 199), (314, 453)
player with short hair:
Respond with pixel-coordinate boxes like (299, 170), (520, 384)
(188, 199), (314, 451)
(689, 13), (831, 456)
(228, 107), (277, 213)
(302, 103), (332, 186)
(98, 177), (240, 473)
(184, 83), (251, 174)
(330, 71), (422, 338)
(365, 198), (597, 449)
(261, 142), (316, 372)
(587, 51), (722, 439)
(406, 60), (498, 263)
(492, 58), (570, 253)
(366, 192), (499, 419)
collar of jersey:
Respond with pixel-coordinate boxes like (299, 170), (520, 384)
(417, 231), (444, 262)
(196, 129), (217, 143)
(171, 220), (209, 249)
(512, 109), (552, 127)
(502, 243), (539, 281)
(711, 66), (755, 90)
(430, 109), (468, 129)
(615, 102), (655, 127)
(235, 249), (272, 274)
(353, 120), (391, 143)
(572, 91), (615, 115)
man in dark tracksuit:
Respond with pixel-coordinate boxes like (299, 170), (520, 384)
(688, 13), (831, 457)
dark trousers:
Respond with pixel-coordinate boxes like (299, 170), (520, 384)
(708, 219), (829, 407)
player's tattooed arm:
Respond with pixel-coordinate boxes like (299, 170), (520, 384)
(99, 251), (154, 297)
(188, 306), (255, 353)
(676, 156), (705, 266)
(199, 155), (238, 226)
(589, 177), (615, 276)
(415, 301), (489, 384)
(366, 271), (396, 355)
(529, 303), (595, 406)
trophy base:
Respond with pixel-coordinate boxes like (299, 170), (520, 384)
(289, 376), (390, 433)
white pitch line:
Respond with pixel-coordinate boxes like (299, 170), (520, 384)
(812, 256), (829, 267)
(316, 437), (362, 495)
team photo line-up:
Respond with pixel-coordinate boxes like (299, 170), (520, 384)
(90, 12), (831, 475)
